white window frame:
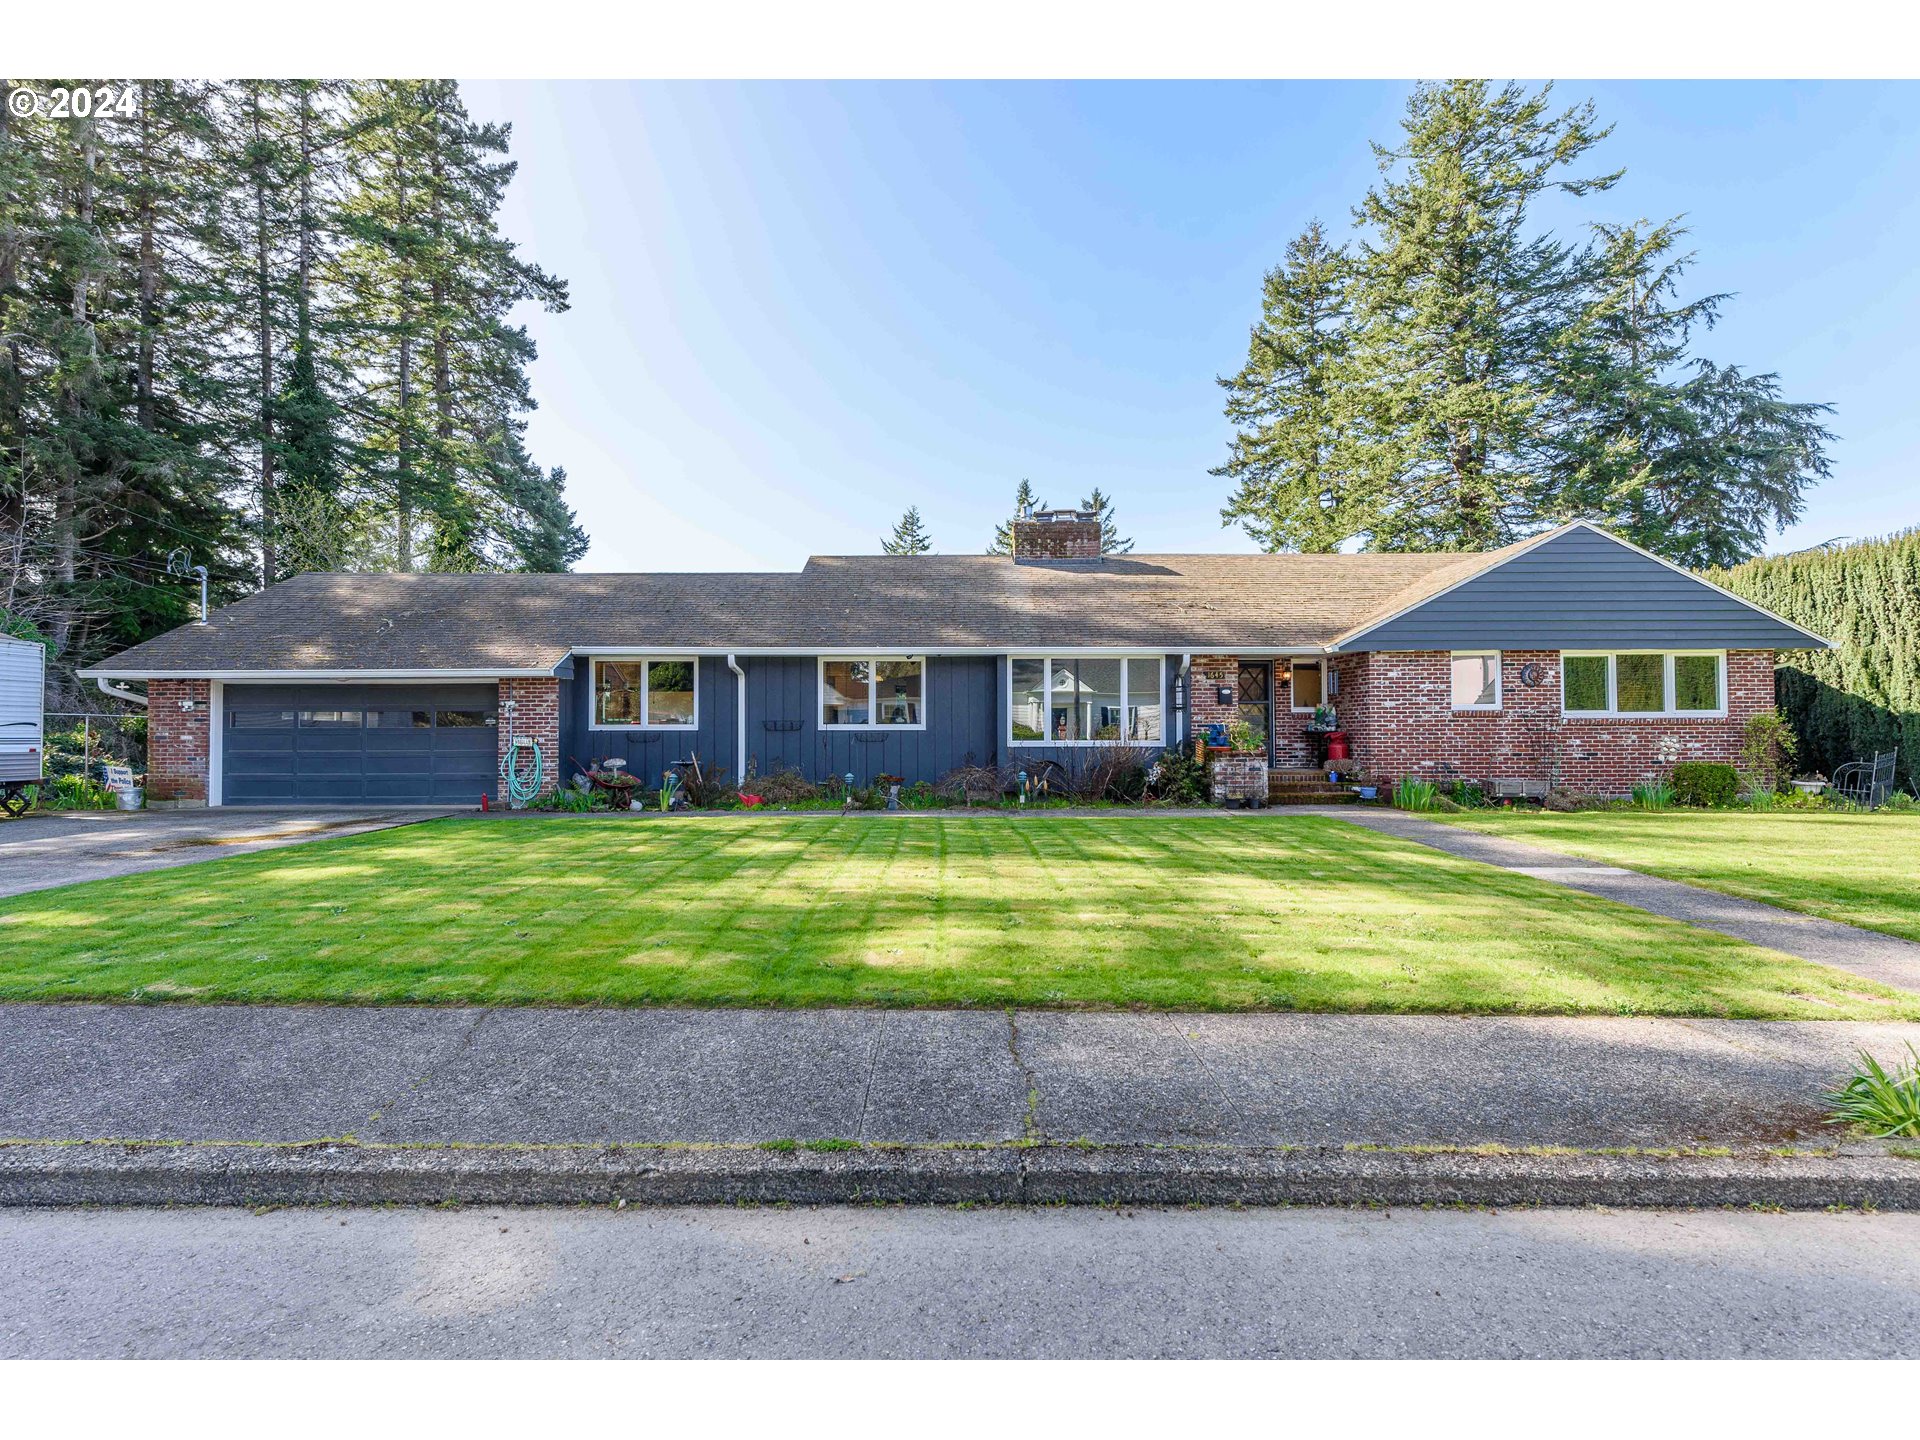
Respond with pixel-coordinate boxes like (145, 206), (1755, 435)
(818, 656), (929, 731)
(1289, 658), (1325, 714)
(589, 657), (700, 730)
(1449, 650), (1503, 712)
(1008, 655), (1165, 747)
(1561, 650), (1726, 719)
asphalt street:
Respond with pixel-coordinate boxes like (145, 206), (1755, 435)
(3, 1205), (1916, 1358)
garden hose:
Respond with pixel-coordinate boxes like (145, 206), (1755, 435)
(498, 699), (545, 807)
(502, 739), (545, 807)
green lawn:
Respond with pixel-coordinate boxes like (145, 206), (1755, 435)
(1437, 809), (1920, 945)
(1, 815), (1912, 1018)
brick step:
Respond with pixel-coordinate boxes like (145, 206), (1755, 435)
(1268, 767), (1333, 782)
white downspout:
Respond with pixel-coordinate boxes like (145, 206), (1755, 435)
(727, 654), (747, 782)
(95, 677), (148, 708)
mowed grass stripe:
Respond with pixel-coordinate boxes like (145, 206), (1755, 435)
(0, 814), (1914, 1017)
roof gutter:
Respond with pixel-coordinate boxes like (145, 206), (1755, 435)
(727, 654), (747, 783)
(95, 677), (148, 708)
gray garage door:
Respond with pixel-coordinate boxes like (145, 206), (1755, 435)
(222, 684), (499, 805)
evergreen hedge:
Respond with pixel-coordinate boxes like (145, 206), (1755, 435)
(1709, 530), (1920, 792)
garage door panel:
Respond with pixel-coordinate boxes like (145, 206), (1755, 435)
(223, 684), (501, 806)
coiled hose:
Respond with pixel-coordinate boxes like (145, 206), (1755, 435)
(501, 739), (545, 807)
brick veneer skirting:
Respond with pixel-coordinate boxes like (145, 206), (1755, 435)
(1335, 649), (1774, 797)
(1209, 752), (1268, 806)
(497, 677), (560, 807)
(147, 678), (211, 804)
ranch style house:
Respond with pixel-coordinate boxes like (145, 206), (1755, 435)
(81, 512), (1826, 808)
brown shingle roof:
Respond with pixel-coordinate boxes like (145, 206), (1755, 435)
(86, 549), (1496, 675)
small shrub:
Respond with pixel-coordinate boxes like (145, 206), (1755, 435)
(1392, 776), (1437, 812)
(1146, 749), (1208, 805)
(1544, 788), (1610, 813)
(673, 753), (734, 809)
(754, 768), (821, 806)
(1441, 780), (1487, 808)
(1630, 780), (1675, 811)
(1670, 761), (1737, 808)
(938, 763), (1011, 807)
(1739, 709), (1799, 795)
(1825, 1047), (1920, 1138)
(533, 787), (603, 813)
(1065, 746), (1155, 803)
(1884, 790), (1918, 813)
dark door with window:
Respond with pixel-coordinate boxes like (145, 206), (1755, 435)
(1236, 662), (1272, 759)
(222, 683), (499, 805)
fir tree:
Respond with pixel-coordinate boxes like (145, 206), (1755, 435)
(988, 478), (1045, 554)
(1348, 79), (1619, 551)
(1214, 220), (1359, 551)
(1548, 220), (1832, 569)
(882, 504), (932, 555)
(1079, 487), (1133, 554)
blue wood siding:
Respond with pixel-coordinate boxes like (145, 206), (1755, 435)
(565, 657), (740, 785)
(565, 652), (1186, 787)
(747, 655), (999, 784)
(1344, 527), (1824, 651)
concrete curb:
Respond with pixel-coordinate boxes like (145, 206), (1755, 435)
(4, 1141), (1916, 1210)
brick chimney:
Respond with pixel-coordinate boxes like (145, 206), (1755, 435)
(1011, 507), (1102, 561)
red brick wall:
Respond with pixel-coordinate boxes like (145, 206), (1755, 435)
(1011, 516), (1102, 559)
(497, 677), (560, 807)
(147, 679), (211, 804)
(1189, 655), (1239, 739)
(1336, 649), (1774, 796)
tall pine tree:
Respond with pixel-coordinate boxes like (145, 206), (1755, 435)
(1347, 79), (1618, 551)
(1548, 220), (1832, 568)
(988, 478), (1045, 554)
(1079, 487), (1133, 554)
(1214, 220), (1359, 551)
(882, 504), (932, 554)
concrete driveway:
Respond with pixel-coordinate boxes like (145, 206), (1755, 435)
(0, 807), (456, 899)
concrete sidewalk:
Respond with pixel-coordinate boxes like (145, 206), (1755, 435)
(5, 1003), (1913, 1150)
(1323, 809), (1920, 994)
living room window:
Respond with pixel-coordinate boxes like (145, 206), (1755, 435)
(592, 658), (699, 728)
(1561, 652), (1724, 717)
(820, 657), (925, 728)
(1450, 651), (1501, 710)
(1009, 656), (1162, 744)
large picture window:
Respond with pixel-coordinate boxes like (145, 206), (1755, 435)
(1010, 656), (1162, 745)
(820, 657), (924, 728)
(593, 658), (698, 728)
(1561, 652), (1724, 717)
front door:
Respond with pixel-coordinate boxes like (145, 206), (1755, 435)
(1236, 662), (1272, 759)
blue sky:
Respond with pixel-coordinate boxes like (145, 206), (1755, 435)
(460, 81), (1920, 572)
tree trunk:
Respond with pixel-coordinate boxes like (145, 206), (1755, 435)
(135, 86), (158, 433)
(394, 145), (414, 571)
(251, 88), (278, 585)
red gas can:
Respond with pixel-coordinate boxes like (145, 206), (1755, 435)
(1324, 730), (1351, 763)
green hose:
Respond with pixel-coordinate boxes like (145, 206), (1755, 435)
(501, 739), (544, 807)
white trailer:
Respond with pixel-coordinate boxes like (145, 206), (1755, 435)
(0, 633), (45, 815)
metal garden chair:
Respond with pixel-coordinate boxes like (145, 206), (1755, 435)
(1833, 750), (1898, 810)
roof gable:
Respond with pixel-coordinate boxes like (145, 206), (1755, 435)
(1333, 523), (1828, 651)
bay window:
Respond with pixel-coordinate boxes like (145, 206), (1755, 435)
(821, 657), (924, 728)
(1010, 656), (1162, 745)
(593, 658), (698, 728)
(1561, 652), (1724, 717)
